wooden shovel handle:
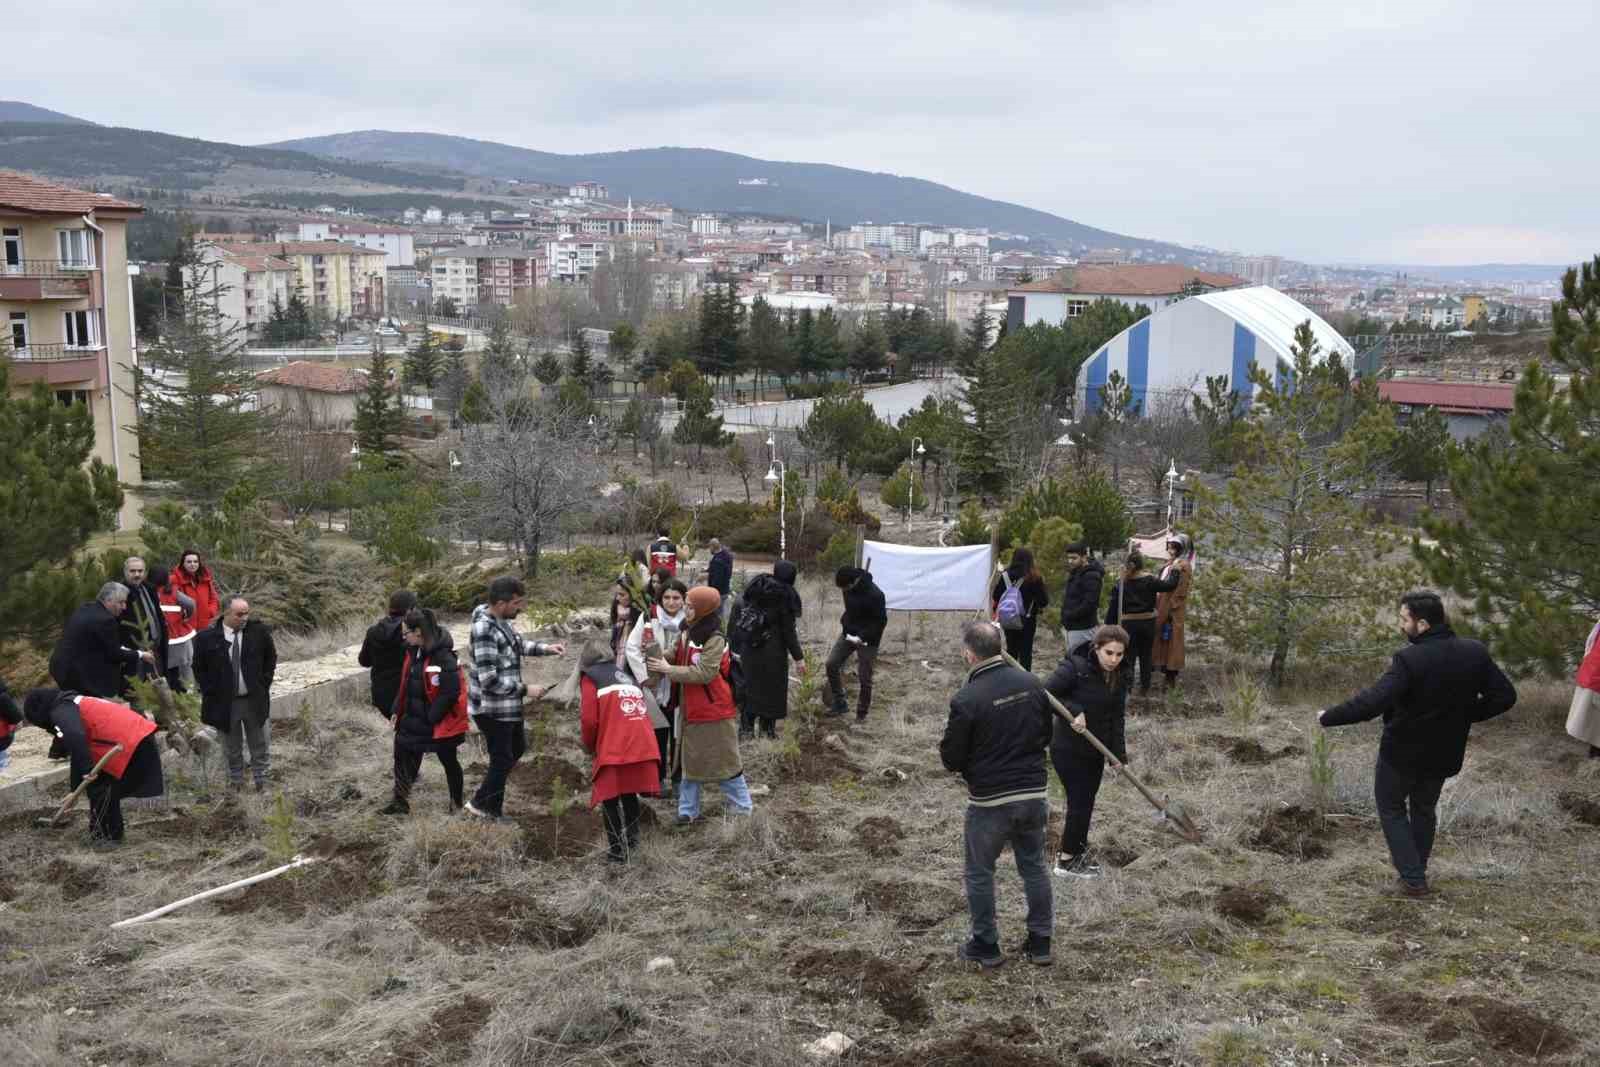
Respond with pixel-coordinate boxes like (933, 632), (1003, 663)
(51, 743), (124, 826)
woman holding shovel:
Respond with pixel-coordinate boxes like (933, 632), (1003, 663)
(1044, 626), (1131, 878)
(22, 688), (163, 847)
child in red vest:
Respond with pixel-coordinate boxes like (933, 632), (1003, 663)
(579, 638), (661, 862)
(23, 688), (163, 845)
(383, 608), (468, 815)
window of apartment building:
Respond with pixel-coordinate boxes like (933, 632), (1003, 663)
(1067, 300), (1090, 317)
(55, 389), (91, 408)
(3, 227), (21, 270)
(8, 311), (28, 349)
(56, 228), (94, 268)
(63, 309), (98, 348)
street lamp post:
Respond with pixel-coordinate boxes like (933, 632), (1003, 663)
(764, 459), (787, 560)
(905, 436), (926, 528)
(1163, 458), (1181, 532)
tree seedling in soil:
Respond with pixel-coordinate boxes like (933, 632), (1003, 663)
(549, 779), (572, 819)
(1307, 731), (1336, 816)
(264, 791), (297, 863)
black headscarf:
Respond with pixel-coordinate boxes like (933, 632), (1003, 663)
(23, 688), (67, 730)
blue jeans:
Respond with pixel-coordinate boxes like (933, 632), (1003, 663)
(963, 797), (1053, 945)
(679, 774), (753, 818)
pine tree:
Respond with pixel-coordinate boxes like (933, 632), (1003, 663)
(532, 351), (564, 388)
(1418, 255), (1600, 674)
(402, 330), (442, 391)
(137, 266), (275, 508)
(567, 328), (593, 384)
(480, 321), (519, 386)
(353, 344), (407, 466)
(847, 319), (888, 381)
(959, 305), (993, 374)
(1192, 321), (1410, 685)
(958, 349), (1015, 496)
(745, 295), (786, 397)
(0, 357), (124, 647)
(1389, 405), (1451, 503)
(672, 380), (732, 463)
(438, 338), (469, 420)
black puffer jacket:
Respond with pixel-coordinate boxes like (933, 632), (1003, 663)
(359, 614), (409, 716)
(1060, 559), (1105, 630)
(1105, 570), (1181, 621)
(1044, 642), (1131, 763)
(1320, 625), (1515, 778)
(394, 632), (462, 752)
(837, 567), (888, 647)
(940, 658), (1052, 805)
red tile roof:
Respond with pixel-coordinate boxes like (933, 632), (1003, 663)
(1012, 264), (1244, 295)
(0, 171), (142, 215)
(211, 240), (386, 257)
(256, 361), (368, 394)
(1378, 379), (1516, 413)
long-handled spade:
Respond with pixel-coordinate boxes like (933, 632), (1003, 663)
(999, 652), (1202, 843)
(35, 744), (124, 829)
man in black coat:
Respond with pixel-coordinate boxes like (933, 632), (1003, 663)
(1319, 590), (1516, 897)
(120, 556), (169, 680)
(50, 582), (153, 699)
(826, 566), (888, 722)
(1059, 542), (1104, 655)
(940, 620), (1054, 969)
(194, 596), (278, 791)
(706, 538), (734, 622)
(358, 589), (417, 716)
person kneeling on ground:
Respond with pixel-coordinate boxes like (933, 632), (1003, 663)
(646, 586), (753, 823)
(1044, 625), (1131, 879)
(940, 620), (1055, 969)
(578, 637), (661, 862)
(1318, 590), (1516, 898)
(23, 688), (164, 846)
(383, 608), (468, 815)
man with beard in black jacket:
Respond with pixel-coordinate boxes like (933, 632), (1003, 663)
(359, 590), (418, 717)
(1059, 542), (1104, 656)
(826, 566), (888, 722)
(1319, 591), (1516, 898)
(941, 620), (1054, 969)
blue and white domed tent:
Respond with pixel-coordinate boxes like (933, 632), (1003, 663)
(1075, 286), (1355, 414)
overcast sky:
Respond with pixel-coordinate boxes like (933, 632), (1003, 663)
(12, 0), (1595, 265)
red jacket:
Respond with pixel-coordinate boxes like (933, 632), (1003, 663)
(580, 666), (661, 772)
(648, 537), (678, 577)
(675, 634), (737, 724)
(171, 564), (221, 633)
(158, 582), (196, 645)
(1578, 623), (1600, 691)
(390, 649), (469, 741)
(76, 696), (158, 779)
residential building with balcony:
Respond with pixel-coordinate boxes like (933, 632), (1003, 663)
(1, 172), (144, 526)
(1006, 264), (1245, 330)
(208, 240), (387, 321)
(944, 281), (1010, 326)
(543, 237), (613, 285)
(278, 222), (417, 267)
(189, 244), (295, 339)
(768, 258), (871, 302)
(429, 243), (546, 308)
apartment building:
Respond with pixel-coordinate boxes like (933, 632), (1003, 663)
(191, 244), (295, 338)
(568, 181), (609, 200)
(278, 221), (417, 268)
(429, 243), (547, 308)
(211, 241), (388, 321)
(944, 280), (1010, 325)
(769, 258), (871, 301)
(1, 172), (143, 527)
(544, 236), (613, 285)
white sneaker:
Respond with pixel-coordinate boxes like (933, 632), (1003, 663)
(1053, 853), (1102, 879)
(461, 801), (494, 821)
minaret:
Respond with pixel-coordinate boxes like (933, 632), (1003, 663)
(826, 218), (831, 244)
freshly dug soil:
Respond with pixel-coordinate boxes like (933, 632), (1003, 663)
(508, 756), (589, 799)
(856, 879), (964, 934)
(861, 1015), (1059, 1066)
(1454, 995), (1576, 1057)
(0, 878), (15, 902)
(1214, 884), (1284, 924)
(418, 889), (597, 950)
(1199, 733), (1303, 765)
(853, 815), (907, 857)
(394, 993), (493, 1066)
(1250, 805), (1332, 860)
(791, 947), (932, 1027)
(1142, 695), (1224, 720)
(1557, 791), (1600, 826)
(775, 725), (861, 783)
(43, 859), (103, 902)
(783, 810), (826, 852)
(517, 809), (599, 861)
(217, 838), (386, 916)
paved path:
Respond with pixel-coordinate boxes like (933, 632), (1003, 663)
(663, 378), (965, 432)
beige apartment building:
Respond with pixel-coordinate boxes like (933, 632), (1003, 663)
(192, 243), (295, 338)
(1, 172), (144, 527)
(206, 240), (387, 323)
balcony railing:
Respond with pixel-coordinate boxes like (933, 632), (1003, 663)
(4, 342), (105, 361)
(2, 259), (96, 277)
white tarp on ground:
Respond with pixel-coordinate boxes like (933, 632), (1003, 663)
(861, 541), (993, 611)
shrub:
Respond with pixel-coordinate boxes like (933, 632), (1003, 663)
(817, 529), (858, 573)
(824, 488), (882, 536)
(697, 501), (762, 540)
(952, 501), (990, 546)
(412, 562), (498, 613)
(815, 467), (852, 506)
(727, 510), (842, 562)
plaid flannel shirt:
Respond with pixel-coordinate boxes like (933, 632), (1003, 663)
(467, 603), (556, 721)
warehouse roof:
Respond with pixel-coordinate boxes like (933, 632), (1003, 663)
(1190, 285), (1355, 366)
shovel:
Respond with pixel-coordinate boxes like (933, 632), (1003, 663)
(36, 744), (124, 829)
(1000, 652), (1202, 843)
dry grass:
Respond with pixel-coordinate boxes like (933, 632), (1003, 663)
(3, 607), (1599, 1065)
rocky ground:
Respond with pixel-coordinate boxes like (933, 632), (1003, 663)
(2, 583), (1598, 1066)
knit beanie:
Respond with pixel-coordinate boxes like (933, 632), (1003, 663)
(686, 586), (721, 619)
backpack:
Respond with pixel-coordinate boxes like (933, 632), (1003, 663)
(996, 573), (1026, 631)
(730, 600), (773, 650)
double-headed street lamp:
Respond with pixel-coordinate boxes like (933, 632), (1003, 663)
(764, 431), (786, 560)
(905, 436), (926, 528)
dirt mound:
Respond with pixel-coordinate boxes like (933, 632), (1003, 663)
(1367, 987), (1575, 1058)
(1144, 695), (1224, 720)
(518, 809), (598, 861)
(1249, 805), (1332, 860)
(856, 880), (964, 934)
(43, 859), (103, 902)
(294, 782), (364, 818)
(394, 994), (492, 1066)
(860, 1015), (1056, 1066)
(775, 725), (862, 784)
(1199, 733), (1303, 765)
(218, 838), (386, 916)
(783, 810), (826, 851)
(853, 816), (907, 857)
(1214, 884), (1284, 924)
(508, 756), (589, 799)
(418, 890), (597, 950)
(1095, 841), (1140, 868)
(791, 947), (931, 1027)
(0, 878), (15, 902)
(1557, 791), (1600, 826)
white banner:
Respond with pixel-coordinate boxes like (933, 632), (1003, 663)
(861, 540), (994, 611)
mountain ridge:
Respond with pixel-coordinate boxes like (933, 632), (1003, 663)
(0, 101), (94, 125)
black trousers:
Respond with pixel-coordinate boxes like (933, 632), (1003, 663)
(1004, 618), (1039, 671)
(1051, 746), (1106, 856)
(86, 773), (126, 841)
(394, 741), (465, 808)
(601, 793), (642, 856)
(1374, 758), (1446, 886)
(1122, 618), (1157, 692)
(470, 718), (526, 817)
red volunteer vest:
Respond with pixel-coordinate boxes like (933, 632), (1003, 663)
(391, 651), (470, 740)
(76, 696), (157, 779)
(581, 674), (661, 770)
(648, 540), (678, 576)
(674, 637), (736, 724)
(159, 584), (195, 643)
